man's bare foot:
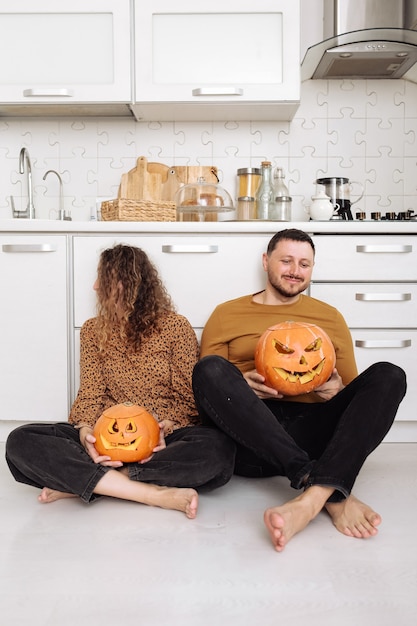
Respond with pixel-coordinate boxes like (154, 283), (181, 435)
(264, 485), (334, 552)
(38, 487), (77, 503)
(325, 494), (381, 538)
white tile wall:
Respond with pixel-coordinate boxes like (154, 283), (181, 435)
(1, 78), (417, 222)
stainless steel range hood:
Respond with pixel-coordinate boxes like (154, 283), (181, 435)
(301, 0), (417, 81)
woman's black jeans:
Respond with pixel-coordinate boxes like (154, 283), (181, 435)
(5, 423), (236, 502)
(192, 356), (407, 503)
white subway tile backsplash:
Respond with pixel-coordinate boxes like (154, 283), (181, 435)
(1, 80), (417, 222)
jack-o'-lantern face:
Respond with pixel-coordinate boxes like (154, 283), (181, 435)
(93, 402), (160, 462)
(255, 321), (336, 396)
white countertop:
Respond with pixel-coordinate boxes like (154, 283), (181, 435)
(1, 218), (416, 235)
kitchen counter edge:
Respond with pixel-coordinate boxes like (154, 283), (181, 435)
(1, 219), (417, 235)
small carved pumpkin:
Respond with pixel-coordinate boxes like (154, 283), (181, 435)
(255, 321), (336, 396)
(93, 402), (160, 462)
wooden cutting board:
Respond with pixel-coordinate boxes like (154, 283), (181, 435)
(118, 156), (170, 201)
(118, 156), (218, 203)
(162, 165), (219, 200)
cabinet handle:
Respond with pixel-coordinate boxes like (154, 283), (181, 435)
(23, 89), (74, 98)
(355, 339), (411, 348)
(162, 244), (219, 253)
(2, 244), (57, 253)
(192, 87), (244, 97)
(356, 244), (412, 253)
(355, 292), (412, 302)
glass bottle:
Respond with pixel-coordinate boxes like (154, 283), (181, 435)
(256, 161), (274, 219)
(270, 166), (291, 220)
(273, 167), (289, 198)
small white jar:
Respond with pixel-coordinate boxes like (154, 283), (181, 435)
(308, 190), (335, 220)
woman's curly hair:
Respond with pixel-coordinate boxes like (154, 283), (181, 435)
(95, 244), (175, 352)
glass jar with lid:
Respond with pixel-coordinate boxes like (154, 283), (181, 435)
(175, 177), (234, 222)
(237, 167), (261, 199)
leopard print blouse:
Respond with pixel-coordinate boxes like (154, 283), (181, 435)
(69, 313), (200, 434)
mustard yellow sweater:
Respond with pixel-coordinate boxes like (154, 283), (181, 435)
(200, 293), (358, 403)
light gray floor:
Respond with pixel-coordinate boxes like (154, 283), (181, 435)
(1, 442), (416, 626)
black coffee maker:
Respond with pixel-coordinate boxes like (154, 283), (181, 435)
(316, 177), (364, 220)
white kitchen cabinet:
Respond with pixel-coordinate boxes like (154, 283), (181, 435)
(71, 233), (268, 400)
(71, 231), (417, 433)
(0, 222), (415, 442)
(310, 235), (417, 429)
(308, 283), (417, 328)
(0, 235), (69, 428)
(131, 0), (300, 121)
(0, 0), (131, 108)
(311, 236), (416, 281)
(73, 234), (268, 327)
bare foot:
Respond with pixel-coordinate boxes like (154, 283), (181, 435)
(264, 485), (333, 552)
(145, 486), (199, 519)
(38, 487), (77, 504)
(325, 494), (381, 538)
(90, 469), (199, 518)
(184, 491), (198, 519)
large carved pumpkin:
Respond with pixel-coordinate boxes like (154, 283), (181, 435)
(255, 321), (336, 396)
(93, 402), (160, 462)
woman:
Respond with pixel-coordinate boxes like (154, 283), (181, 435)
(6, 244), (235, 518)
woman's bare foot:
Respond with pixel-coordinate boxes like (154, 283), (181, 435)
(39, 480), (198, 518)
(93, 470), (199, 519)
(325, 494), (381, 538)
(264, 485), (334, 552)
(143, 485), (199, 519)
(38, 487), (77, 503)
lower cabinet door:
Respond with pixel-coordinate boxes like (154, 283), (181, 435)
(72, 234), (269, 400)
(351, 329), (415, 422)
(73, 234), (268, 327)
(0, 236), (69, 422)
(309, 283), (417, 328)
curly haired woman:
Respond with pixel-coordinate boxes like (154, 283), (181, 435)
(6, 244), (235, 518)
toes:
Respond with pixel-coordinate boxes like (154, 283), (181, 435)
(348, 520), (379, 538)
(368, 513), (382, 528)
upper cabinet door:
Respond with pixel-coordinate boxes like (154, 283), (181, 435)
(0, 0), (132, 104)
(132, 0), (300, 121)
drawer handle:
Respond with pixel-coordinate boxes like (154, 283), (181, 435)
(192, 87), (243, 96)
(23, 88), (74, 98)
(355, 292), (412, 302)
(356, 244), (412, 253)
(2, 244), (56, 253)
(162, 244), (219, 253)
(355, 339), (411, 348)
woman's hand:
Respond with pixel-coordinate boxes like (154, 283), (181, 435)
(314, 368), (345, 401)
(139, 420), (168, 464)
(79, 426), (123, 468)
(243, 369), (283, 399)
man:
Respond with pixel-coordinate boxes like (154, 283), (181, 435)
(192, 228), (406, 552)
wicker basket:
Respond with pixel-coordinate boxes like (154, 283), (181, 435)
(101, 198), (177, 222)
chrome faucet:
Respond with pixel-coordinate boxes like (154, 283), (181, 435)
(43, 169), (64, 219)
(18, 148), (35, 219)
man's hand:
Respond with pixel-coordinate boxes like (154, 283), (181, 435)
(314, 368), (345, 401)
(243, 369), (283, 399)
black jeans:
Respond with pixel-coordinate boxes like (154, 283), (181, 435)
(192, 356), (407, 502)
(5, 423), (236, 503)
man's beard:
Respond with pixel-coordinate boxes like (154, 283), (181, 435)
(268, 271), (307, 299)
